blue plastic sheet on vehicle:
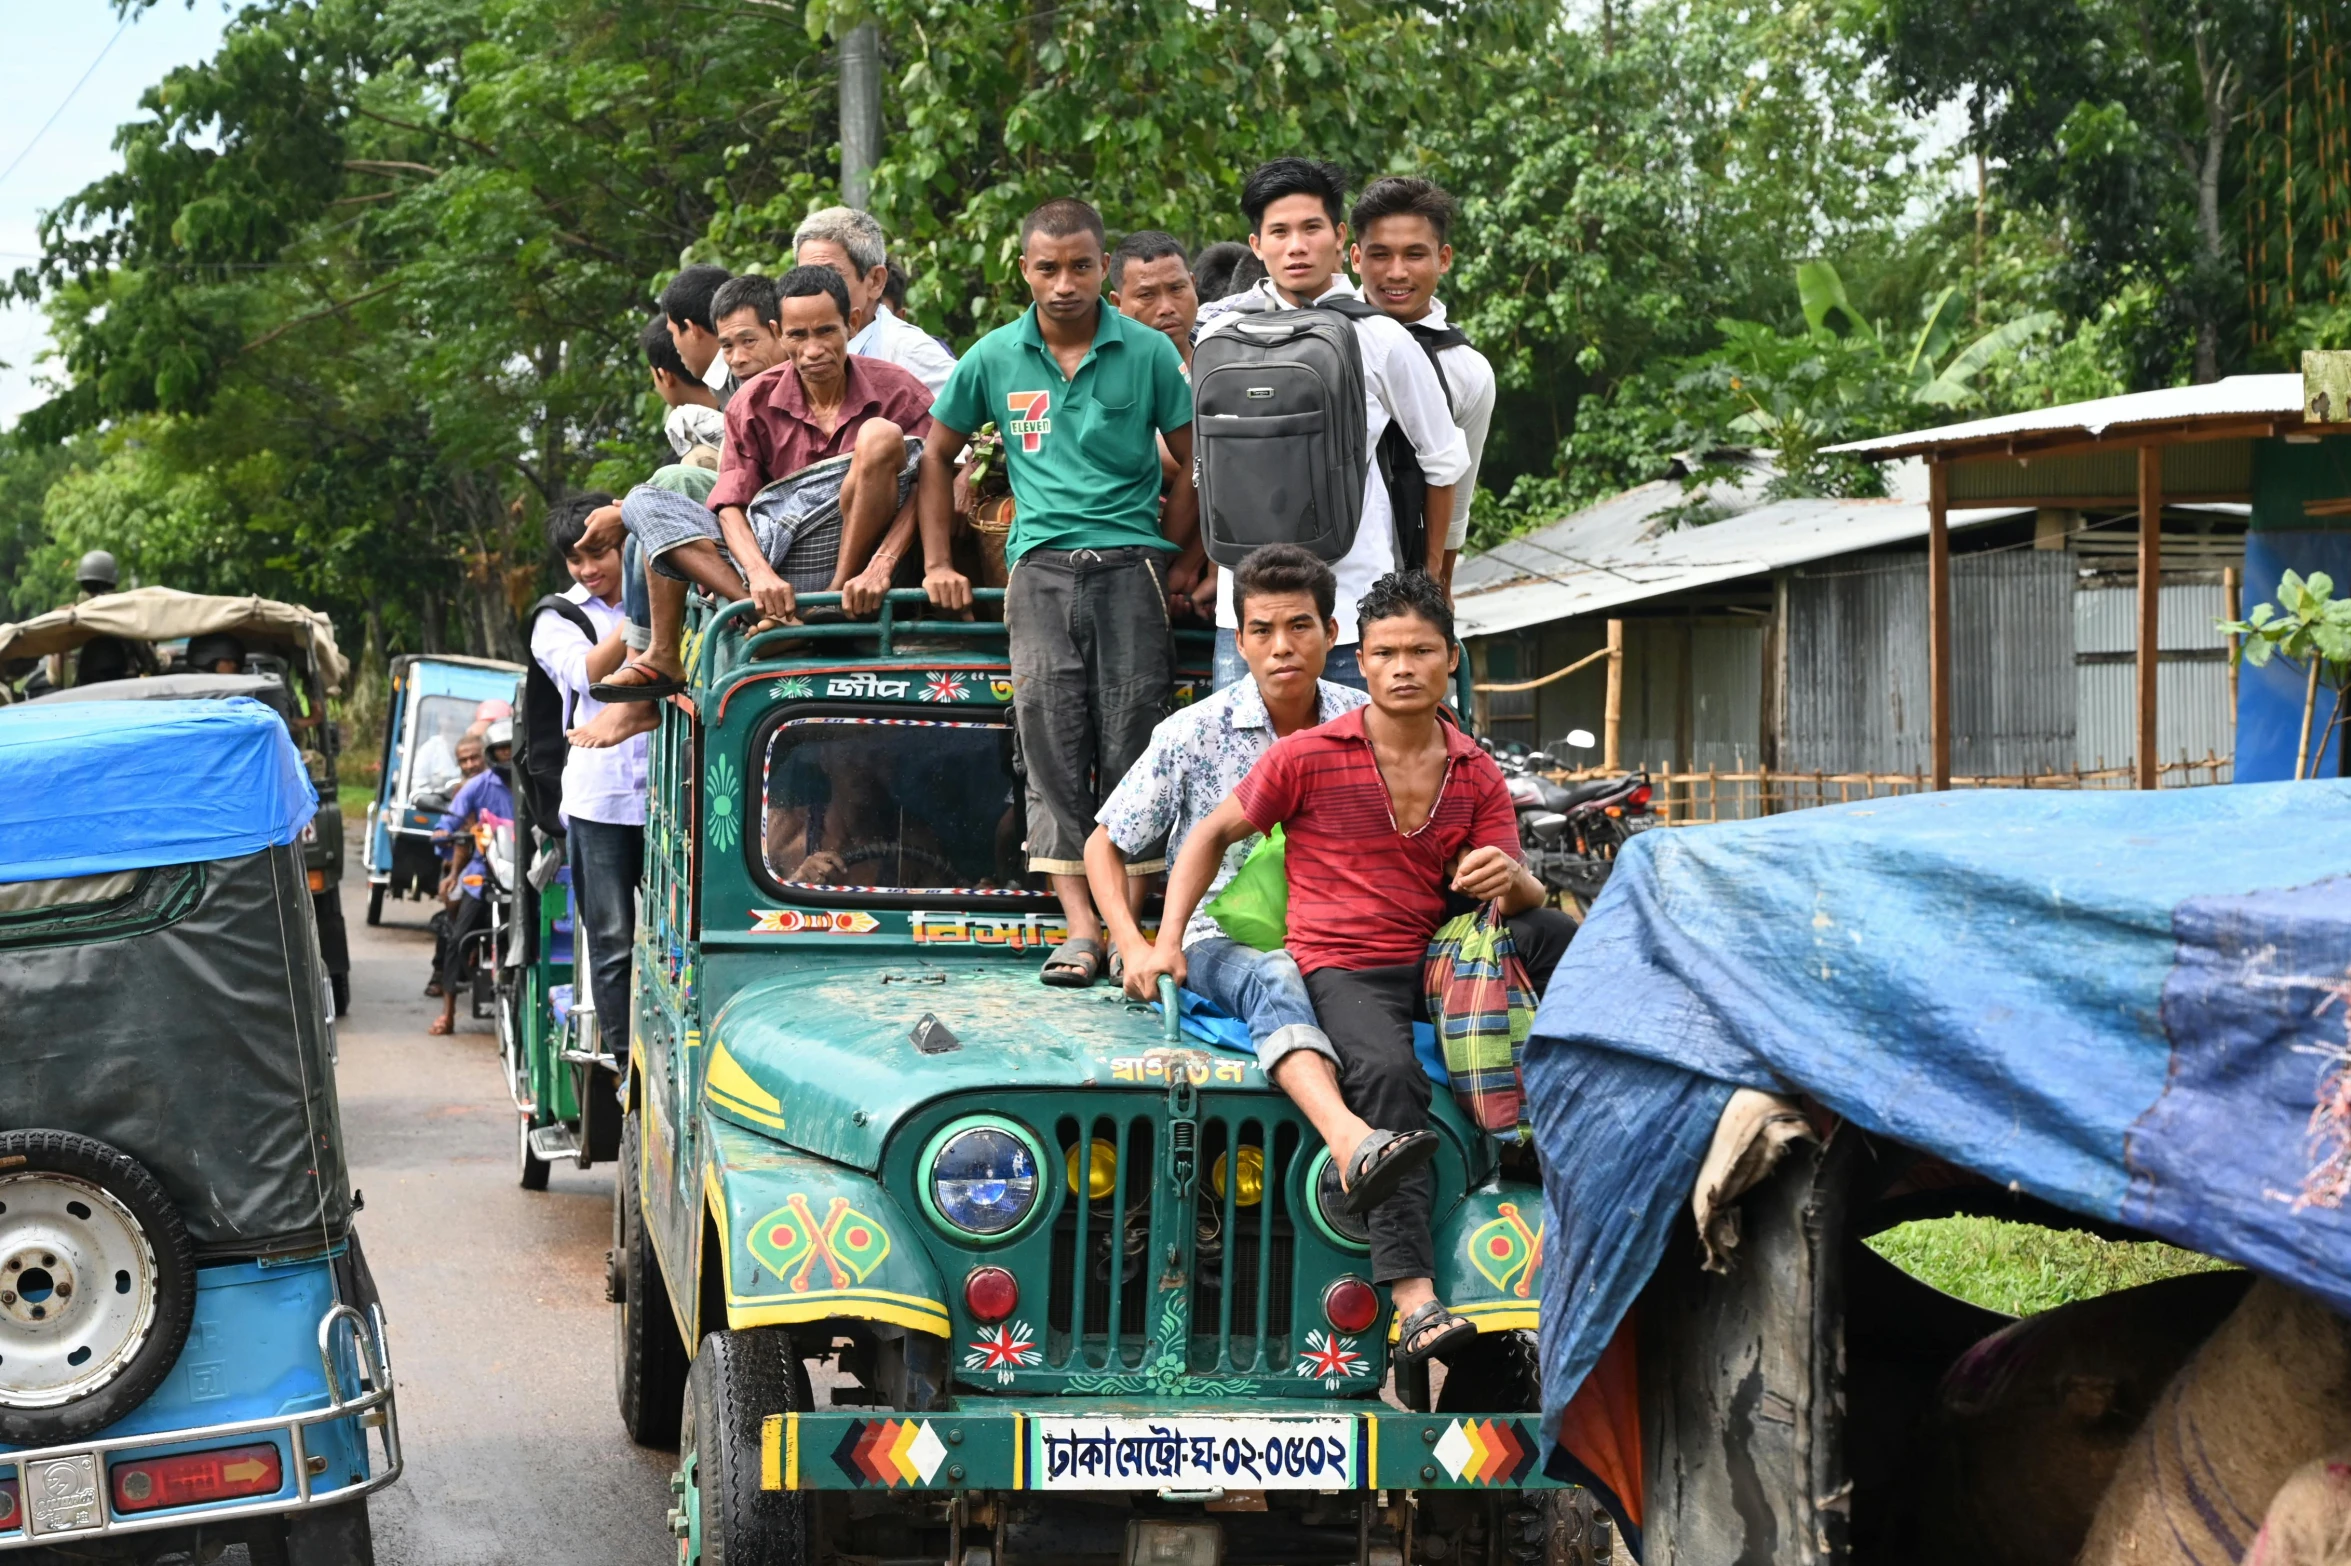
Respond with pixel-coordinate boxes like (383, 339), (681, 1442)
(0, 698), (316, 882)
(1525, 779), (2351, 1455)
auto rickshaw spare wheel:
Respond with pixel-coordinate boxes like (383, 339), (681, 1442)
(0, 1130), (196, 1446)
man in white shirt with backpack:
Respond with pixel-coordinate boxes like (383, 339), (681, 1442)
(1193, 158), (1469, 692)
(1350, 176), (1497, 597)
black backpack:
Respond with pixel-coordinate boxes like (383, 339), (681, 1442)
(1191, 294), (1383, 567)
(514, 594), (596, 836)
(1374, 319), (1469, 576)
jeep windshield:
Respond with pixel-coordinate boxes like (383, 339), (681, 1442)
(759, 714), (1045, 899)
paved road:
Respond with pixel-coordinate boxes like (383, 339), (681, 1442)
(333, 882), (674, 1565)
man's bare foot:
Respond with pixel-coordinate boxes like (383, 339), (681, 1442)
(428, 1014), (454, 1036)
(570, 701), (661, 749)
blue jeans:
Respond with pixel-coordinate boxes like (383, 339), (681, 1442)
(1183, 936), (1337, 1074)
(566, 816), (642, 1062)
(1211, 629), (1364, 694)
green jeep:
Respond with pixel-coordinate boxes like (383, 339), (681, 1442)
(613, 590), (1593, 1566)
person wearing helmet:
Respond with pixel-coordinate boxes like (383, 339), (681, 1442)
(427, 720), (517, 1036)
(184, 632), (248, 675)
(74, 550), (119, 599)
(61, 550), (156, 685)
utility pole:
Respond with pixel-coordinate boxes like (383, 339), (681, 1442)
(839, 20), (882, 208)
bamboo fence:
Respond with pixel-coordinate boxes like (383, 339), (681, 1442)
(1557, 753), (2235, 827)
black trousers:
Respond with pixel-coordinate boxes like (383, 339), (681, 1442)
(433, 893), (490, 991)
(1300, 907), (1576, 1285)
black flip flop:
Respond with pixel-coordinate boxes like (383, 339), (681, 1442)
(1040, 937), (1104, 989)
(1340, 1128), (1440, 1215)
(1395, 1299), (1477, 1368)
(589, 664), (686, 703)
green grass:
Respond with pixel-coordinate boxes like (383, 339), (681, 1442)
(337, 782), (375, 818)
(1867, 1215), (2236, 1317)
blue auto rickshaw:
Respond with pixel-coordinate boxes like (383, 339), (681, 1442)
(0, 698), (401, 1563)
(361, 654), (521, 926)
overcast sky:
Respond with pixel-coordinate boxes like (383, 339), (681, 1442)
(0, 1), (231, 430)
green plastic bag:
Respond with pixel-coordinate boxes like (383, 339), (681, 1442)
(1204, 827), (1286, 951)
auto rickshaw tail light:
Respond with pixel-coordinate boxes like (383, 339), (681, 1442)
(0, 1476), (17, 1531)
(110, 1442), (283, 1514)
(306, 870), (327, 892)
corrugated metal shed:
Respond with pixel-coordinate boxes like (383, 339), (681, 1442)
(1771, 549), (2076, 777)
(2074, 579), (2234, 780)
(1824, 374), (2305, 459)
(1453, 470), (2029, 639)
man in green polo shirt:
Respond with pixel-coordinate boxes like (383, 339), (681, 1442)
(917, 196), (1203, 987)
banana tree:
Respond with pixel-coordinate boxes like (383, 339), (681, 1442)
(2220, 570), (2351, 779)
(1795, 261), (2060, 406)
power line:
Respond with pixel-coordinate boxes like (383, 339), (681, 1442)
(0, 15), (134, 194)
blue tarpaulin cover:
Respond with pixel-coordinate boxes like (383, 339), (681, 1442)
(0, 698), (316, 883)
(1527, 779), (2351, 1453)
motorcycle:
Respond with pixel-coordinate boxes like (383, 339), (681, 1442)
(1490, 729), (1655, 910)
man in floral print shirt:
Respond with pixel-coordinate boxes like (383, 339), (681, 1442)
(1085, 544), (1365, 1063)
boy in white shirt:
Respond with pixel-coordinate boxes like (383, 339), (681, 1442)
(1349, 176), (1497, 596)
(530, 495), (649, 1062)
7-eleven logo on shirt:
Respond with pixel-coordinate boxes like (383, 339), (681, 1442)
(1006, 390), (1053, 451)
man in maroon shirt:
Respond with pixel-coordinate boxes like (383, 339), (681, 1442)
(574, 267), (934, 747)
(1138, 571), (1552, 1368)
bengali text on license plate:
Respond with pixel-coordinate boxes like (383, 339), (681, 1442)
(1027, 1416), (1358, 1490)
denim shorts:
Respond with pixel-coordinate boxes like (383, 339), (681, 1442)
(1184, 936), (1338, 1074)
(624, 440), (920, 596)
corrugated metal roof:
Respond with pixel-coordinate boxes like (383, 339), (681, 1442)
(1453, 469), (2028, 638)
(1824, 374), (2304, 459)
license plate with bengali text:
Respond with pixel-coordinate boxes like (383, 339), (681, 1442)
(1026, 1416), (1359, 1491)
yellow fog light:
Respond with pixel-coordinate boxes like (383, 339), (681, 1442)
(1066, 1138), (1117, 1200)
(1211, 1146), (1265, 1207)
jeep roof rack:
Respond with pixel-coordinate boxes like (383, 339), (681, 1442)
(693, 589), (1217, 691)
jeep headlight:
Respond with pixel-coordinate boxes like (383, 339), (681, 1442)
(925, 1122), (1042, 1239)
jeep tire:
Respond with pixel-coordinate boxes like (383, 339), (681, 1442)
(678, 1328), (812, 1566)
(0, 1130), (196, 1447)
(615, 1112), (687, 1447)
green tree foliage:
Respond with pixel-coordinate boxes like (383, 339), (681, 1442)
(12, 0), (829, 656)
(1857, 0), (2281, 384)
(1423, 0), (1929, 500)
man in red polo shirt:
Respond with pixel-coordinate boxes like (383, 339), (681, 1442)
(1137, 570), (1552, 1369)
(572, 266), (934, 748)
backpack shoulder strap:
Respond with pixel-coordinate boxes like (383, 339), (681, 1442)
(1315, 295), (1384, 322)
(529, 593), (597, 640)
(1404, 320), (1470, 412)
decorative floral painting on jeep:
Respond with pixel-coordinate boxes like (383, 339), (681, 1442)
(1468, 1203), (1543, 1297)
(705, 755), (742, 853)
(921, 672), (971, 702)
(1294, 1331), (1366, 1384)
(768, 675), (815, 702)
(963, 1321), (1042, 1381)
(748, 1194), (893, 1290)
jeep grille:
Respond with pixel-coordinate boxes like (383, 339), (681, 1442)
(1044, 1109), (1311, 1375)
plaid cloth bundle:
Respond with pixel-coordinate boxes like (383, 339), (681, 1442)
(1423, 903), (1538, 1139)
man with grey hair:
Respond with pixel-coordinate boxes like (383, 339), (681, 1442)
(793, 205), (957, 395)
